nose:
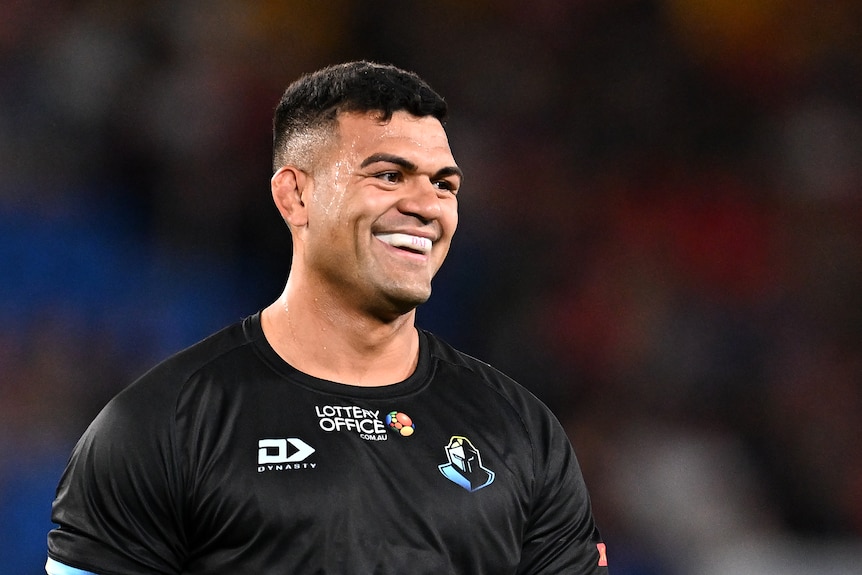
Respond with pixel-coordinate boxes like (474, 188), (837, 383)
(397, 177), (443, 223)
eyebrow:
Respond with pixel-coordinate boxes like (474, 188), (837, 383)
(360, 153), (464, 182)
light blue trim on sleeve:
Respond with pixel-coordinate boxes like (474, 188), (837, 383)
(45, 557), (98, 575)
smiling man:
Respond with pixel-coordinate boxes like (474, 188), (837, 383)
(47, 61), (608, 574)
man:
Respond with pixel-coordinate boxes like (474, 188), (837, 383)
(47, 61), (609, 574)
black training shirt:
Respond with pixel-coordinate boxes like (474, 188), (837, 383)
(48, 313), (607, 574)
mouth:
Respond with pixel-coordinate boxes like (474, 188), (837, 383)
(373, 232), (433, 255)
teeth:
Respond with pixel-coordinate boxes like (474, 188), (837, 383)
(375, 233), (432, 254)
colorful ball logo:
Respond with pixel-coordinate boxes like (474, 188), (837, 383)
(385, 411), (415, 437)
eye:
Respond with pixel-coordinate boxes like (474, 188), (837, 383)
(374, 171), (402, 184)
(433, 179), (459, 195)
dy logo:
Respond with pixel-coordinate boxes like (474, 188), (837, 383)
(258, 438), (315, 464)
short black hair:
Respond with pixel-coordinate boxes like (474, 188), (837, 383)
(272, 61), (448, 172)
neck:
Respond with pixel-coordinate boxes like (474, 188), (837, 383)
(261, 278), (420, 387)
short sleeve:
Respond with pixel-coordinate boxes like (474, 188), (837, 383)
(516, 411), (609, 574)
(47, 376), (187, 575)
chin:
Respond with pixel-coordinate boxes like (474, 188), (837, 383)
(378, 285), (432, 317)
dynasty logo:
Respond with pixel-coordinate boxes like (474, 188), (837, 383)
(257, 438), (316, 473)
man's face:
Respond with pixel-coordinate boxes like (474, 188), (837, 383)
(302, 110), (461, 319)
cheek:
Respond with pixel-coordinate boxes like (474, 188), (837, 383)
(310, 167), (354, 221)
(316, 189), (349, 221)
(435, 210), (459, 262)
(309, 193), (363, 239)
(442, 203), (459, 237)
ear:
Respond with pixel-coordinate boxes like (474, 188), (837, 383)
(271, 166), (310, 228)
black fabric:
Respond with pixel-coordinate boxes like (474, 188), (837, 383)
(48, 313), (607, 574)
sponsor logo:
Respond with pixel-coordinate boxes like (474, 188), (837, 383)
(315, 405), (415, 441)
(257, 438), (316, 472)
(385, 411), (415, 437)
(438, 436), (495, 492)
(315, 405), (387, 440)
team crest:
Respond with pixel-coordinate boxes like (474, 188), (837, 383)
(438, 436), (495, 492)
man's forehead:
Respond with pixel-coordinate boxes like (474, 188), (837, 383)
(336, 110), (451, 150)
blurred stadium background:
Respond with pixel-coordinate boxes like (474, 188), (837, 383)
(2, 1), (862, 573)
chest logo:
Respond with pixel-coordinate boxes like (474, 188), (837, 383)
(438, 436), (495, 492)
(385, 411), (415, 437)
(315, 405), (388, 441)
(257, 438), (317, 472)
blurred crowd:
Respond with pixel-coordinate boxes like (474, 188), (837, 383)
(2, 1), (861, 573)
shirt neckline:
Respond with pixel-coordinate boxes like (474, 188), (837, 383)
(244, 312), (432, 399)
